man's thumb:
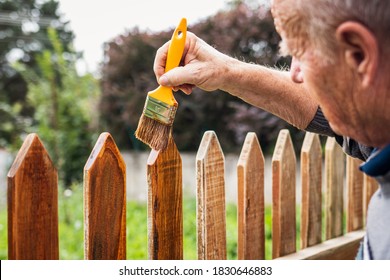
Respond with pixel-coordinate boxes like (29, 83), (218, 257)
(159, 67), (190, 87)
(158, 75), (171, 86)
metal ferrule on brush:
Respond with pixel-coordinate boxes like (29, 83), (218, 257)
(143, 95), (178, 125)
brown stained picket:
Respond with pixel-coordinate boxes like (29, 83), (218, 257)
(272, 129), (296, 258)
(196, 131), (226, 260)
(84, 132), (126, 260)
(237, 132), (265, 260)
(7, 133), (58, 259)
(363, 174), (379, 223)
(325, 137), (345, 240)
(346, 157), (364, 232)
(300, 133), (322, 249)
(147, 137), (183, 260)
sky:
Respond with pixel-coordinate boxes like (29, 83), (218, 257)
(57, 0), (232, 74)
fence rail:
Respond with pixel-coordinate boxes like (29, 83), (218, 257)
(4, 130), (378, 259)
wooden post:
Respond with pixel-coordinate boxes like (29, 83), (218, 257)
(300, 132), (322, 249)
(147, 137), (183, 260)
(272, 129), (296, 258)
(84, 132), (126, 260)
(196, 131), (226, 260)
(237, 132), (265, 259)
(7, 133), (58, 259)
(325, 137), (345, 240)
(346, 157), (364, 232)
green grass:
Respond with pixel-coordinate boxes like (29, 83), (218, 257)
(0, 206), (6, 260)
(0, 186), (303, 260)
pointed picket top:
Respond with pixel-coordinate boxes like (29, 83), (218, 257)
(237, 132), (265, 259)
(196, 131), (226, 260)
(8, 133), (55, 178)
(84, 132), (126, 260)
(300, 132), (322, 249)
(272, 129), (296, 258)
(147, 136), (183, 260)
(8, 133), (59, 259)
(325, 137), (345, 239)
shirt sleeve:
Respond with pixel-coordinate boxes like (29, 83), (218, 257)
(305, 107), (374, 161)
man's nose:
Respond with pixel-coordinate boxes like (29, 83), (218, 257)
(290, 57), (304, 83)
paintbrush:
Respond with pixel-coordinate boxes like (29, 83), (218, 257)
(135, 18), (187, 151)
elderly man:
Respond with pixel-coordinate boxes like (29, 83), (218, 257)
(154, 0), (390, 259)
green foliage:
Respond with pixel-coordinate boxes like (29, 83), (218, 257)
(58, 185), (84, 259)
(0, 0), (75, 149)
(0, 205), (6, 260)
(16, 27), (99, 186)
(0, 100), (31, 149)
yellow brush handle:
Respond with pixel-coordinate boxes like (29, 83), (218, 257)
(165, 18), (187, 72)
(148, 18), (187, 106)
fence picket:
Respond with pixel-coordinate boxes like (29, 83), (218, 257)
(325, 137), (345, 240)
(196, 131), (226, 260)
(4, 129), (370, 260)
(147, 137), (183, 260)
(84, 132), (126, 259)
(7, 133), (58, 259)
(300, 132), (322, 249)
(272, 129), (296, 258)
(346, 157), (364, 232)
(237, 132), (265, 260)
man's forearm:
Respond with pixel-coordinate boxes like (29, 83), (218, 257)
(220, 59), (318, 129)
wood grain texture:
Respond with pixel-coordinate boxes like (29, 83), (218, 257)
(325, 137), (345, 240)
(147, 137), (183, 260)
(84, 132), (126, 260)
(272, 129), (296, 258)
(346, 157), (364, 232)
(237, 132), (265, 260)
(275, 229), (364, 260)
(300, 132), (322, 249)
(7, 133), (58, 259)
(196, 131), (226, 260)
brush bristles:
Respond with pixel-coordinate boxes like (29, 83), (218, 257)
(135, 115), (172, 151)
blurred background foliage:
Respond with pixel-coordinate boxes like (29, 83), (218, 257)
(0, 0), (304, 188)
(0, 0), (74, 149)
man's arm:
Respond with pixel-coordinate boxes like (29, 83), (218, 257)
(156, 32), (318, 129)
(220, 59), (318, 129)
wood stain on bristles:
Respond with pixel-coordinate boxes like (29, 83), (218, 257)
(135, 115), (172, 151)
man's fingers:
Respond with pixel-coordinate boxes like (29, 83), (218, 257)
(153, 41), (170, 80)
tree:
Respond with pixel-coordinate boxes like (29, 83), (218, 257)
(0, 0), (75, 148)
(16, 28), (99, 187)
(100, 2), (303, 153)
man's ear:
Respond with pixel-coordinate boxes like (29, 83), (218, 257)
(335, 21), (378, 87)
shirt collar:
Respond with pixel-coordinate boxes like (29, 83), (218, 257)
(360, 144), (390, 177)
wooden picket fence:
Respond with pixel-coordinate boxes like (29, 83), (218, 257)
(5, 129), (378, 260)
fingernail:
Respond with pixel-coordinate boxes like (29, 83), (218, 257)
(159, 75), (169, 86)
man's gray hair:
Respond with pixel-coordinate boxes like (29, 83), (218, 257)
(302, 0), (390, 63)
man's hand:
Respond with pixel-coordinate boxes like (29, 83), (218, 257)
(154, 32), (233, 94)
